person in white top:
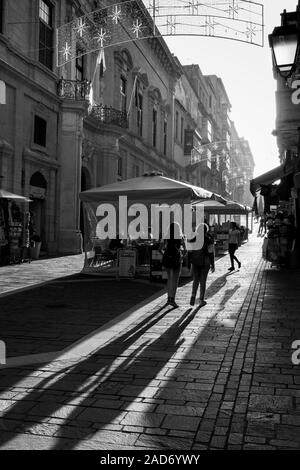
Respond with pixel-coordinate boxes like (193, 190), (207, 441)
(228, 222), (241, 272)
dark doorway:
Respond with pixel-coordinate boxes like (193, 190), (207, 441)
(29, 172), (47, 250)
(80, 168), (91, 244)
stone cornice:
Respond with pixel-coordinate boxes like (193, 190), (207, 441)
(148, 86), (163, 103)
(23, 148), (60, 169)
(0, 139), (14, 155)
(0, 57), (61, 105)
(84, 114), (127, 139)
(147, 37), (181, 78)
(0, 32), (58, 79)
(61, 100), (89, 116)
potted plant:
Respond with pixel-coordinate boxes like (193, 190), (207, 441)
(30, 234), (42, 260)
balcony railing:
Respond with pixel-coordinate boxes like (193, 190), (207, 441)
(90, 104), (128, 129)
(57, 78), (91, 101)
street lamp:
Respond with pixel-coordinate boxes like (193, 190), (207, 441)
(269, 9), (300, 79)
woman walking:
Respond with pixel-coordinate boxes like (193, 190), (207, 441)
(228, 221), (241, 272)
(190, 225), (215, 307)
(258, 215), (266, 236)
(161, 222), (186, 308)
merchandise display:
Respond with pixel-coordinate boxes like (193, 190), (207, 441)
(0, 195), (32, 265)
(262, 211), (296, 266)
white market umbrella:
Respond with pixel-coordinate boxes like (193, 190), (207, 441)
(80, 173), (214, 205)
(192, 199), (226, 209)
(0, 189), (32, 202)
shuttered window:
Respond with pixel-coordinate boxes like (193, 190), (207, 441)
(34, 116), (47, 147)
(39, 0), (53, 70)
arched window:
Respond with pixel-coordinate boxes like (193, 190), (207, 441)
(133, 72), (148, 137)
(135, 81), (143, 137)
(117, 156), (123, 179)
(29, 172), (47, 199)
(39, 0), (54, 70)
(81, 167), (91, 192)
(121, 50), (133, 70)
(148, 87), (162, 150)
(30, 172), (47, 189)
(163, 118), (167, 155)
(152, 107), (157, 148)
(120, 75), (127, 113)
(114, 49), (133, 114)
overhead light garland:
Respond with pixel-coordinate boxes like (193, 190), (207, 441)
(56, 0), (264, 67)
(188, 138), (253, 167)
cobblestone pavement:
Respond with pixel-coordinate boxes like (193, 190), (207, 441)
(0, 231), (300, 450)
(0, 277), (163, 359)
(0, 254), (85, 296)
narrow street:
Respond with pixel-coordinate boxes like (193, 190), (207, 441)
(0, 229), (299, 450)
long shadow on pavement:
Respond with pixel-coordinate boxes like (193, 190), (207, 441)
(0, 277), (162, 358)
(52, 305), (202, 450)
(204, 272), (231, 300)
(0, 302), (177, 447)
(0, 272), (247, 450)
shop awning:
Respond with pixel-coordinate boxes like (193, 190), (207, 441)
(210, 193), (228, 205)
(197, 199), (251, 215)
(192, 199), (226, 210)
(80, 174), (216, 204)
(250, 164), (294, 196)
(0, 189), (32, 202)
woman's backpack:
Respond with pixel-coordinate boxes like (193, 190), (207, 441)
(190, 234), (213, 266)
(190, 247), (206, 266)
(162, 239), (182, 269)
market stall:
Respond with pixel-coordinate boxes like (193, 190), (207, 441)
(193, 199), (252, 254)
(0, 190), (32, 265)
(79, 173), (220, 279)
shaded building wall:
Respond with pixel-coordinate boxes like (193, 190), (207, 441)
(0, 0), (61, 254)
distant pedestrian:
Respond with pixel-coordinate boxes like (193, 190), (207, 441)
(258, 215), (266, 236)
(228, 222), (241, 272)
(161, 222), (186, 308)
(189, 225), (215, 307)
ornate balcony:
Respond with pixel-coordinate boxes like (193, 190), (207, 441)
(57, 78), (91, 101)
(90, 104), (128, 129)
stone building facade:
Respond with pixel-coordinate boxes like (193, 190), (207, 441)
(0, 0), (180, 255)
(182, 64), (216, 190)
(0, 0), (255, 256)
(204, 74), (232, 197)
(0, 0), (61, 254)
(230, 121), (255, 206)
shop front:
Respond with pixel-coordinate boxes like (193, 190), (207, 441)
(0, 190), (32, 265)
(250, 163), (295, 217)
(29, 172), (47, 254)
(251, 163), (299, 266)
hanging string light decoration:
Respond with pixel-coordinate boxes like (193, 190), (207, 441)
(56, 0), (264, 67)
(188, 138), (252, 167)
